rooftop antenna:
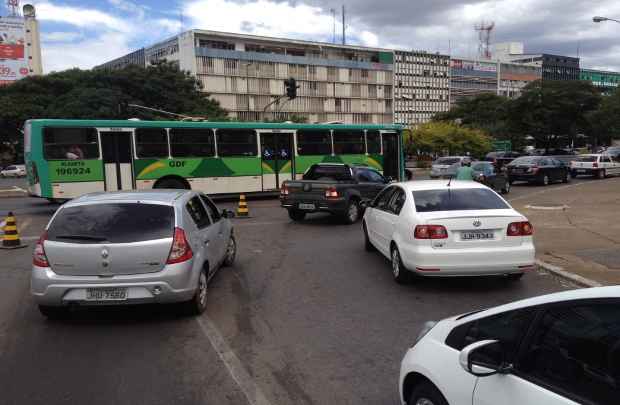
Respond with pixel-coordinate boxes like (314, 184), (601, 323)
(7, 0), (20, 16)
(179, 7), (184, 33)
(342, 4), (346, 45)
(474, 21), (495, 59)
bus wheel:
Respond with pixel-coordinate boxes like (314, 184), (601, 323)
(154, 177), (189, 189)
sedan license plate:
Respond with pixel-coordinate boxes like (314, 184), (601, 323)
(86, 288), (127, 301)
(461, 231), (494, 241)
(298, 203), (316, 210)
(577, 169), (586, 173)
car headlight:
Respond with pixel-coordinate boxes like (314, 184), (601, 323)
(413, 321), (437, 347)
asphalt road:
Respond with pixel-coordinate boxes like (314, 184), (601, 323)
(0, 180), (584, 405)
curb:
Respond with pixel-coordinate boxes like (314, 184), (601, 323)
(536, 259), (603, 288)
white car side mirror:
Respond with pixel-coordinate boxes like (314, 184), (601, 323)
(459, 339), (512, 377)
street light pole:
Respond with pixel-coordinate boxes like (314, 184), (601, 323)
(593, 16), (620, 24)
(245, 62), (253, 121)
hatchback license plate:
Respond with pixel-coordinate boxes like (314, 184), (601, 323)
(461, 231), (494, 240)
(86, 288), (127, 301)
(298, 203), (316, 210)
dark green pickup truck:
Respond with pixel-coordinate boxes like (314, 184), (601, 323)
(280, 163), (391, 224)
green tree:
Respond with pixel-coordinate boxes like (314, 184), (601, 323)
(408, 122), (492, 158)
(586, 87), (620, 147)
(0, 61), (228, 144)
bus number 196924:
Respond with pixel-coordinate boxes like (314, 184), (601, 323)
(56, 167), (91, 176)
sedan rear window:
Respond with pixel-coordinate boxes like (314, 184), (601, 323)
(435, 158), (460, 165)
(48, 203), (174, 243)
(509, 157), (540, 166)
(413, 189), (509, 212)
(575, 156), (598, 162)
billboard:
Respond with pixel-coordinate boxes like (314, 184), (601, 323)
(0, 17), (28, 85)
(450, 58), (497, 73)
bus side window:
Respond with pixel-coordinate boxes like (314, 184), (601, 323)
(43, 127), (99, 160)
(333, 130), (364, 155)
(366, 130), (381, 154)
(170, 128), (215, 158)
(135, 128), (169, 158)
(296, 129), (332, 156)
(216, 129), (257, 157)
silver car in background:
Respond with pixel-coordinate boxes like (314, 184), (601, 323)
(31, 190), (236, 318)
(430, 156), (472, 179)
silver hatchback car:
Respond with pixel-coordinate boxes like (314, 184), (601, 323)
(31, 190), (236, 318)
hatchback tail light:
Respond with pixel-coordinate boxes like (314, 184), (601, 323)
(280, 184), (289, 196)
(325, 187), (339, 198)
(166, 227), (193, 264)
(414, 225), (448, 239)
(33, 231), (49, 267)
(507, 221), (533, 236)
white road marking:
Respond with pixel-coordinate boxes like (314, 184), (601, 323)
(0, 187), (26, 193)
(195, 316), (273, 405)
(524, 204), (570, 210)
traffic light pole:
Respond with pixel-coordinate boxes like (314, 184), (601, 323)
(262, 95), (288, 121)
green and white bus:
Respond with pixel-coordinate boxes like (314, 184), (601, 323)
(24, 119), (405, 199)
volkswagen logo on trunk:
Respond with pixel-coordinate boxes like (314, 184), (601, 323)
(473, 220), (482, 228)
(303, 183), (312, 192)
(101, 248), (109, 259)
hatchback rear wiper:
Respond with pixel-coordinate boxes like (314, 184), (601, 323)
(55, 234), (108, 242)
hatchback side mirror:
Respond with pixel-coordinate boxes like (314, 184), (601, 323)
(459, 339), (513, 377)
(221, 209), (235, 218)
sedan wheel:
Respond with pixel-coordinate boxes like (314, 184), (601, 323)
(501, 181), (510, 194)
(408, 382), (448, 405)
(223, 236), (236, 267)
(542, 174), (550, 186)
(391, 247), (410, 284)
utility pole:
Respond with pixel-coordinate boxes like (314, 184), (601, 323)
(330, 8), (336, 44)
(342, 5), (346, 45)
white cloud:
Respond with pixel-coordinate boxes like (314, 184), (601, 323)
(33, 1), (132, 33)
(359, 31), (379, 47)
(155, 18), (182, 34)
(42, 31), (83, 42)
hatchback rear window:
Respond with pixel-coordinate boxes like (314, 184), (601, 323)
(435, 158), (460, 165)
(576, 156), (598, 162)
(48, 203), (174, 243)
(413, 189), (509, 212)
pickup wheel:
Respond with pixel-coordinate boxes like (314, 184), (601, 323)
(288, 209), (306, 221)
(342, 200), (360, 224)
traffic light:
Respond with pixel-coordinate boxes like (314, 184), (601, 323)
(284, 78), (297, 99)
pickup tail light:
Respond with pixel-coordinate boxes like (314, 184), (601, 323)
(280, 184), (289, 196)
(414, 225), (448, 239)
(33, 231), (49, 267)
(167, 227), (193, 264)
(325, 187), (339, 198)
(507, 221), (534, 236)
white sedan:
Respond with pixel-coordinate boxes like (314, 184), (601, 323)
(0, 165), (26, 177)
(362, 180), (535, 282)
(399, 286), (620, 405)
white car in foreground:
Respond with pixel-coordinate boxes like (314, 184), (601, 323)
(1, 164), (26, 177)
(362, 181), (535, 283)
(399, 286), (620, 405)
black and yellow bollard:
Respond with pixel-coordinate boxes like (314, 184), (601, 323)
(236, 194), (249, 218)
(0, 212), (28, 249)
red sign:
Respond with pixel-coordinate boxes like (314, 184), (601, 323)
(0, 44), (24, 59)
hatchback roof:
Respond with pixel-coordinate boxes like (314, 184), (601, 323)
(68, 189), (191, 206)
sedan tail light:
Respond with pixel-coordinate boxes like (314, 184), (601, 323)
(325, 187), (339, 198)
(33, 231), (49, 267)
(507, 221), (534, 236)
(280, 184), (289, 196)
(166, 227), (193, 264)
(414, 225), (448, 239)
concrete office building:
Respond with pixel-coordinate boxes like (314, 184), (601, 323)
(580, 68), (620, 95)
(493, 42), (579, 81)
(393, 50), (450, 127)
(449, 57), (498, 105)
(97, 30), (395, 124)
(498, 62), (541, 98)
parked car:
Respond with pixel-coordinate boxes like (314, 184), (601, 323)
(570, 154), (620, 179)
(362, 180), (534, 283)
(506, 156), (570, 185)
(399, 286), (620, 405)
(31, 190), (237, 318)
(430, 156), (472, 179)
(471, 161), (510, 194)
(280, 163), (390, 224)
(484, 151), (521, 169)
(1, 164), (26, 177)
(604, 146), (620, 160)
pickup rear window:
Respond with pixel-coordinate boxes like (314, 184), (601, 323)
(48, 203), (174, 243)
(303, 165), (352, 181)
(413, 189), (509, 212)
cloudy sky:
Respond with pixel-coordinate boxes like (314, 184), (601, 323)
(12, 0), (620, 72)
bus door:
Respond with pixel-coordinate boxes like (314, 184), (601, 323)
(99, 130), (135, 191)
(381, 131), (400, 180)
(259, 131), (294, 191)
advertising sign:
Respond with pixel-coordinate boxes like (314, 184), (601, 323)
(450, 58), (497, 73)
(0, 17), (27, 85)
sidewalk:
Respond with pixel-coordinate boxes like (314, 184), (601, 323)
(509, 177), (620, 286)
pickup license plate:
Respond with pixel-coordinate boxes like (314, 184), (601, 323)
(86, 288), (128, 301)
(298, 203), (316, 210)
(461, 231), (494, 240)
(577, 169), (586, 173)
